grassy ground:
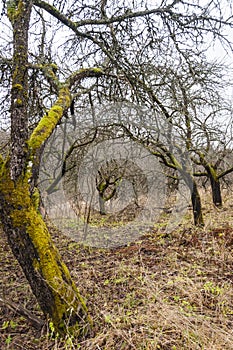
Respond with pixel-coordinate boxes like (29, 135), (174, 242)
(1, 190), (233, 349)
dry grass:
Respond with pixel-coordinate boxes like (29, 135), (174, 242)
(1, 190), (233, 349)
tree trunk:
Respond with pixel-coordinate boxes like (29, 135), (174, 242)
(8, 0), (31, 180)
(202, 164), (222, 207)
(0, 162), (91, 336)
(183, 171), (204, 226)
(3, 0), (92, 335)
(209, 174), (222, 207)
(99, 194), (106, 215)
(191, 180), (204, 226)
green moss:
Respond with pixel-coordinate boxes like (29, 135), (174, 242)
(44, 63), (58, 80)
(16, 98), (23, 106)
(79, 67), (103, 75)
(97, 181), (107, 192)
(28, 106), (62, 149)
(12, 83), (23, 90)
(32, 187), (40, 212)
(90, 67), (103, 74)
(68, 67), (104, 87)
(28, 86), (71, 151)
(48, 63), (57, 70)
(7, 0), (24, 24)
(77, 67), (103, 77)
(26, 209), (90, 334)
(0, 166), (91, 335)
(0, 154), (3, 167)
(208, 165), (218, 181)
(7, 0), (17, 22)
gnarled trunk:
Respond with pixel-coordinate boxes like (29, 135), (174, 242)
(1, 0), (92, 335)
(202, 163), (222, 208)
(183, 171), (204, 226)
(209, 173), (222, 208)
(0, 162), (91, 335)
(191, 180), (204, 226)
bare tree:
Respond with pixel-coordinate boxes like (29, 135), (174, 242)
(114, 57), (233, 222)
(0, 0), (233, 335)
(191, 115), (233, 208)
(165, 60), (233, 208)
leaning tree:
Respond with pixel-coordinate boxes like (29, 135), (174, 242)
(154, 60), (233, 209)
(0, 0), (233, 336)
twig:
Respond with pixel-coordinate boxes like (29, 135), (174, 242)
(0, 296), (44, 330)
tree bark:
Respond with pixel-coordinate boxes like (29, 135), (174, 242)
(8, 0), (31, 180)
(183, 171), (204, 226)
(209, 176), (222, 207)
(0, 162), (91, 336)
(207, 167), (222, 207)
(99, 194), (106, 215)
(1, 0), (92, 336)
(191, 180), (204, 226)
(198, 162), (223, 208)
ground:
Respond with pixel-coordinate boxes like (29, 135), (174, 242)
(1, 190), (233, 349)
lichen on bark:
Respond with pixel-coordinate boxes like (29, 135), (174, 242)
(2, 0), (93, 336)
(8, 0), (32, 180)
(7, 0), (20, 23)
(28, 85), (71, 152)
(0, 162), (91, 335)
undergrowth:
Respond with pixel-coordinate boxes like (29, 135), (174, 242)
(1, 190), (233, 349)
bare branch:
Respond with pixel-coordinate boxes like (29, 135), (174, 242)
(0, 296), (44, 330)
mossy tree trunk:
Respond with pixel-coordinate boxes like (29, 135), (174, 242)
(0, 164), (91, 335)
(197, 154), (223, 208)
(209, 175), (222, 207)
(0, 0), (93, 336)
(190, 180), (204, 226)
(206, 165), (222, 207)
(8, 0), (31, 180)
(182, 171), (204, 226)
